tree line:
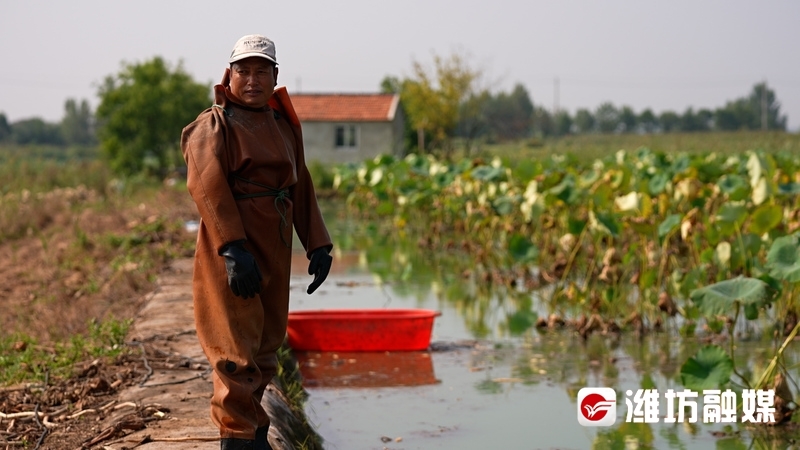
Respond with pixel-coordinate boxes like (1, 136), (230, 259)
(382, 52), (789, 154)
(0, 99), (96, 147)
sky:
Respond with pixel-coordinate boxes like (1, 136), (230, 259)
(2, 0), (799, 131)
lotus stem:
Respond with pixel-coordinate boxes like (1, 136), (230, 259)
(559, 226), (588, 287)
(728, 305), (751, 389)
(754, 318), (800, 390)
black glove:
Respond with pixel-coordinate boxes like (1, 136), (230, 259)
(307, 247), (332, 294)
(220, 241), (263, 299)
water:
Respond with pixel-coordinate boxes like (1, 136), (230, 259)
(285, 205), (800, 449)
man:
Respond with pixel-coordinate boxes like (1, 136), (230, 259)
(181, 34), (333, 450)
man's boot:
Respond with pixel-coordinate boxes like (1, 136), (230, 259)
(255, 426), (274, 450)
(220, 438), (255, 450)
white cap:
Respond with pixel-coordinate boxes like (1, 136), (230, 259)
(229, 34), (278, 65)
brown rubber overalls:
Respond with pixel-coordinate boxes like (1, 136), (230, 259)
(181, 80), (332, 440)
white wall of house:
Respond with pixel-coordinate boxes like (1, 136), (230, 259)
(301, 120), (404, 164)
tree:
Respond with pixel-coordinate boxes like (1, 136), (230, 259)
(532, 106), (553, 137)
(619, 106), (637, 133)
(595, 102), (620, 134)
(398, 51), (482, 154)
(96, 56), (210, 176)
(379, 76), (402, 94)
(638, 109), (658, 133)
(10, 117), (63, 145)
(748, 82), (786, 130)
(659, 111), (680, 132)
(714, 99), (752, 131)
(61, 98), (95, 145)
(485, 83), (534, 141)
(554, 111), (573, 136)
(714, 82), (787, 131)
(0, 113), (10, 142)
(574, 108), (595, 134)
(679, 107), (712, 132)
(455, 90), (490, 152)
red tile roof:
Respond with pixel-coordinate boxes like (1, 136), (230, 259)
(290, 93), (399, 122)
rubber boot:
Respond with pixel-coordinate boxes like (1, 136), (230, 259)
(255, 426), (274, 450)
(220, 438), (255, 450)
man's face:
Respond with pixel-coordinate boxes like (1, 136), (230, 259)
(229, 57), (278, 108)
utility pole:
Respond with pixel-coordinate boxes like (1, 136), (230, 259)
(296, 77), (302, 93)
(761, 79), (768, 131)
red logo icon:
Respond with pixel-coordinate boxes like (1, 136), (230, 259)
(577, 387), (617, 426)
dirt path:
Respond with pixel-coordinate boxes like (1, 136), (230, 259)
(96, 258), (301, 450)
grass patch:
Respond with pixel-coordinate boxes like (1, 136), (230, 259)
(0, 318), (132, 386)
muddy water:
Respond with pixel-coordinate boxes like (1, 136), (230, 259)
(286, 206), (800, 449)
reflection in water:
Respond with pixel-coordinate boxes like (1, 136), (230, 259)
(295, 351), (438, 388)
(315, 200), (800, 448)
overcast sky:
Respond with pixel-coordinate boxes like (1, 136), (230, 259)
(2, 0), (799, 131)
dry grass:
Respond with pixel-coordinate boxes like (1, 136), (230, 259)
(0, 149), (199, 346)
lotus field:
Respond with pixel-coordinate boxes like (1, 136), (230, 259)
(332, 147), (800, 396)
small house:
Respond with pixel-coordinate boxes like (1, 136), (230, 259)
(290, 93), (405, 164)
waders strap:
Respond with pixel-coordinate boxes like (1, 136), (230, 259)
(231, 174), (291, 248)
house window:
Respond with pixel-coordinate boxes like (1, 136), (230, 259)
(335, 125), (357, 148)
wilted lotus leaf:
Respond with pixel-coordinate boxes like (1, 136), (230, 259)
(614, 191), (641, 212)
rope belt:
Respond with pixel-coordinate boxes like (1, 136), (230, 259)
(231, 174), (291, 248)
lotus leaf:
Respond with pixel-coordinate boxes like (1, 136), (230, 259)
(717, 174), (750, 201)
(508, 234), (539, 263)
(678, 267), (704, 298)
(648, 172), (670, 196)
(567, 217), (587, 235)
(778, 183), (800, 195)
(680, 344), (733, 392)
(471, 165), (505, 182)
(512, 159), (540, 184)
(715, 203), (748, 225)
(506, 309), (538, 335)
(578, 169), (600, 188)
(614, 191), (640, 212)
(752, 177), (769, 206)
(658, 214), (682, 239)
(746, 152), (776, 188)
(714, 242), (731, 268)
(547, 175), (578, 205)
(589, 210), (620, 237)
(728, 233), (763, 272)
(689, 276), (772, 317)
(671, 153), (691, 174)
(766, 233), (800, 283)
(492, 196), (516, 216)
(696, 161), (725, 183)
(592, 183), (613, 209)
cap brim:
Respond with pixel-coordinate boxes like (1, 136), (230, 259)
(229, 52), (278, 65)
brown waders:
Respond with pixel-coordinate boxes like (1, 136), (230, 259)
(182, 84), (332, 447)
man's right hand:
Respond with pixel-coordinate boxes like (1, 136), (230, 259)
(220, 241), (263, 298)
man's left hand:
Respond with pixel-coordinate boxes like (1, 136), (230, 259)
(307, 247), (332, 294)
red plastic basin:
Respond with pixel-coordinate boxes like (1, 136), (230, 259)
(287, 309), (439, 352)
